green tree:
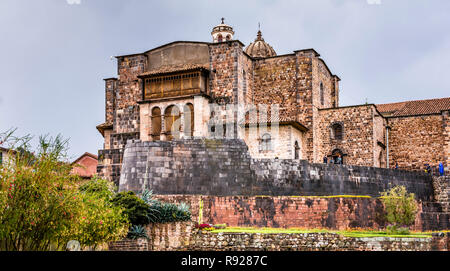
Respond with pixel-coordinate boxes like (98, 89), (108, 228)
(0, 131), (129, 250)
(0, 133), (80, 250)
(380, 186), (418, 233)
(67, 178), (129, 249)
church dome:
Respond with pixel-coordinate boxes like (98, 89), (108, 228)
(245, 30), (276, 58)
(211, 18), (235, 43)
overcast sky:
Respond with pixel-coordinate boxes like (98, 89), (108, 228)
(0, 0), (449, 160)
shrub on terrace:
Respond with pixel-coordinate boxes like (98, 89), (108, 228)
(380, 185), (418, 234)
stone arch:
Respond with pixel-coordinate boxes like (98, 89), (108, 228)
(151, 106), (162, 140)
(260, 133), (272, 152)
(164, 104), (181, 140)
(217, 34), (223, 42)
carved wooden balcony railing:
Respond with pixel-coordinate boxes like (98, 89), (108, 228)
(143, 71), (207, 100)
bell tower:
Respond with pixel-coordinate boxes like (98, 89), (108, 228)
(211, 18), (235, 43)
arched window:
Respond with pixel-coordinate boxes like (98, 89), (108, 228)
(217, 34), (223, 42)
(320, 82), (324, 106)
(331, 123), (343, 140)
(164, 105), (181, 140)
(226, 34), (231, 41)
(183, 103), (194, 137)
(151, 107), (161, 140)
(294, 141), (300, 159)
(260, 133), (272, 152)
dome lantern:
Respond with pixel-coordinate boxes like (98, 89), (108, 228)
(244, 28), (276, 58)
(211, 18), (235, 43)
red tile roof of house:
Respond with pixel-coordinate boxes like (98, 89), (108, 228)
(71, 152), (98, 179)
(376, 97), (450, 117)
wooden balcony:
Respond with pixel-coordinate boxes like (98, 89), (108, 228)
(142, 70), (208, 100)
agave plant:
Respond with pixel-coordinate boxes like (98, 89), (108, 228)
(127, 225), (149, 240)
(177, 202), (190, 213)
(140, 189), (154, 205)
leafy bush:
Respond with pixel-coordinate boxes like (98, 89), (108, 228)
(127, 225), (149, 240)
(0, 131), (129, 250)
(380, 186), (418, 232)
(79, 177), (116, 200)
(70, 179), (129, 248)
(111, 191), (158, 225)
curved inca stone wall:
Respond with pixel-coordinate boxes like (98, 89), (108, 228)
(119, 139), (434, 200)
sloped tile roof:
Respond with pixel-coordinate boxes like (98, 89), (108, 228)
(96, 122), (113, 137)
(139, 64), (209, 77)
(376, 97), (450, 117)
(240, 108), (308, 131)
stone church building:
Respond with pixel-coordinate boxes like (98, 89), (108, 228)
(96, 20), (450, 184)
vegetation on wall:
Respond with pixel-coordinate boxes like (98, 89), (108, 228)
(111, 191), (157, 226)
(111, 190), (191, 226)
(111, 189), (192, 239)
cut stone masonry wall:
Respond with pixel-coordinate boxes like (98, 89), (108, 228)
(119, 139), (434, 200)
(108, 225), (450, 251)
(433, 176), (450, 212)
(152, 194), (449, 232)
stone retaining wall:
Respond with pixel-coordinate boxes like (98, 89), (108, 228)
(109, 228), (450, 251)
(189, 232), (433, 251)
(145, 221), (193, 251)
(433, 176), (450, 212)
(108, 238), (148, 251)
(108, 222), (193, 251)
(153, 195), (449, 232)
(119, 139), (434, 200)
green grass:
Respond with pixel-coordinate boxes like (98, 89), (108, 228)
(208, 227), (433, 238)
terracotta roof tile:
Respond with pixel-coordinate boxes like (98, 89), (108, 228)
(240, 108), (308, 131)
(139, 64), (209, 77)
(376, 97), (450, 117)
(96, 122), (113, 137)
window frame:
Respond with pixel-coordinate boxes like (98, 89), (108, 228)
(331, 122), (343, 141)
(260, 133), (272, 152)
(320, 82), (324, 106)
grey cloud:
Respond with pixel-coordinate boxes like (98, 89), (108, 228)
(0, 0), (449, 158)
